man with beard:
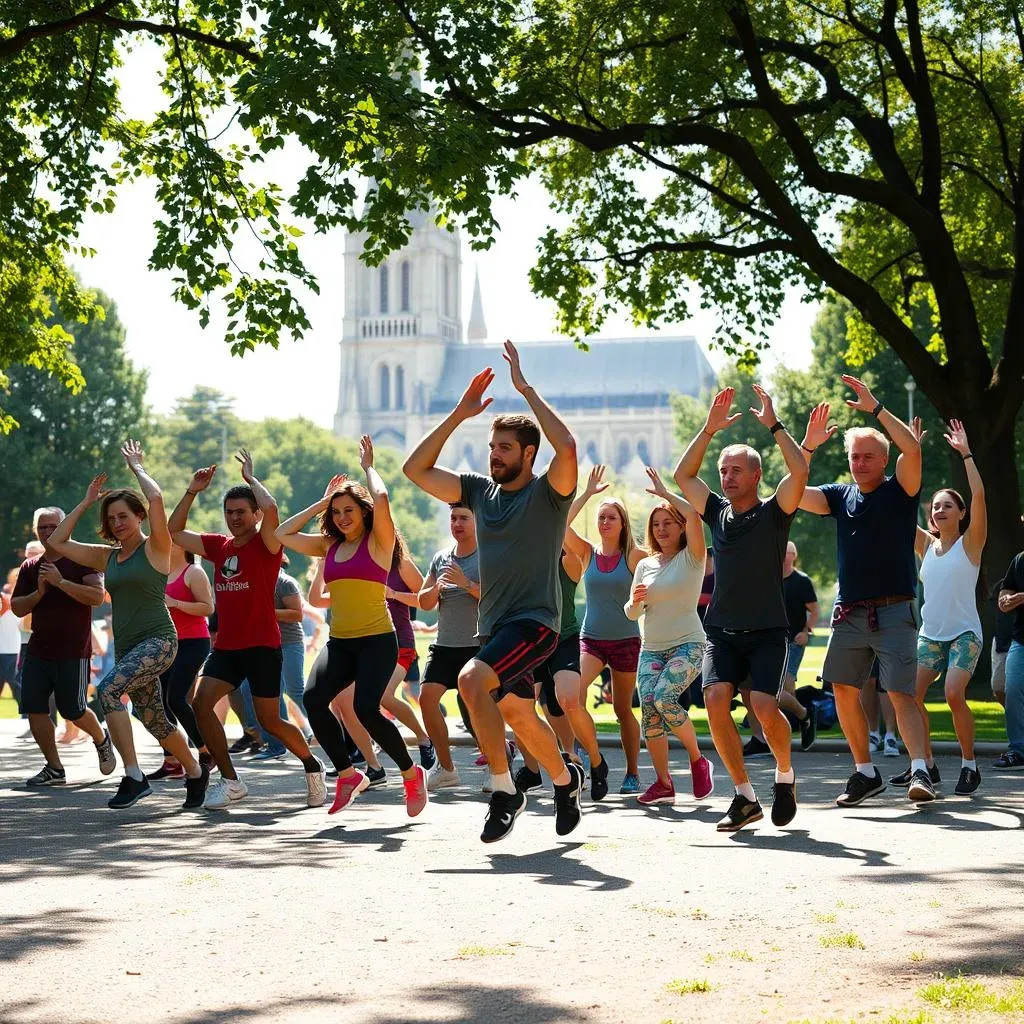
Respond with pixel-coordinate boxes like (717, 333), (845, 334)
(404, 340), (584, 843)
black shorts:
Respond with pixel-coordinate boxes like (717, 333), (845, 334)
(477, 620), (559, 702)
(202, 646), (284, 699)
(533, 632), (581, 718)
(701, 626), (789, 698)
(20, 654), (90, 719)
(421, 644), (479, 691)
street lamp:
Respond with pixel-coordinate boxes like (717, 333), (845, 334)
(904, 376), (917, 422)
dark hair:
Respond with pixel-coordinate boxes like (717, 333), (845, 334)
(491, 414), (541, 459)
(645, 502), (686, 555)
(223, 485), (258, 511)
(928, 488), (968, 537)
(319, 481), (374, 541)
(448, 501), (471, 512)
(184, 551), (196, 565)
(98, 489), (148, 543)
(390, 526), (409, 571)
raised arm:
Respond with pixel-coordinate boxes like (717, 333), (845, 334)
(564, 464), (607, 560)
(944, 419), (987, 563)
(797, 402), (837, 515)
(673, 387), (741, 515)
(121, 439), (170, 567)
(503, 340), (577, 496)
(404, 368), (494, 502)
(46, 474), (114, 573)
(645, 467), (706, 562)
(359, 436), (397, 563)
(169, 465), (218, 557)
(275, 476), (341, 558)
(745, 385), (808, 515)
(843, 375), (921, 495)
(235, 448), (281, 554)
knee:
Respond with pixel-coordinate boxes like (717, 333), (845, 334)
(944, 682), (967, 707)
(554, 680), (580, 710)
(458, 664), (492, 706)
(704, 684), (731, 715)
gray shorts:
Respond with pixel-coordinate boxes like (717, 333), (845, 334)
(992, 641), (1008, 695)
(821, 601), (918, 695)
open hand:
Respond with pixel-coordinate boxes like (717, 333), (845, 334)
(503, 340), (529, 393)
(120, 438), (145, 472)
(455, 368), (495, 420)
(749, 384), (778, 429)
(943, 418), (969, 455)
(85, 473), (109, 505)
(323, 473), (348, 499)
(189, 466), (217, 494)
(359, 435), (374, 470)
(704, 388), (743, 435)
(585, 465), (609, 497)
(234, 448), (255, 483)
(803, 402), (838, 451)
(644, 466), (671, 499)
(841, 374), (879, 414)
(910, 416), (927, 444)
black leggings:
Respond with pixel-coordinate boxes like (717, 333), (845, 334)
(304, 632), (413, 773)
(159, 637), (210, 749)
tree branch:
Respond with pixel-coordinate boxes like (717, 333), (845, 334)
(580, 237), (795, 267)
(0, 0), (121, 61)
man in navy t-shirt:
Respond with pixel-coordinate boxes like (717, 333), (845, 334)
(800, 374), (929, 808)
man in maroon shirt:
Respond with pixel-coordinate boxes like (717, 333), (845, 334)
(11, 507), (117, 786)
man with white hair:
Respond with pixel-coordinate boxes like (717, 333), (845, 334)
(799, 375), (931, 805)
(675, 385), (832, 832)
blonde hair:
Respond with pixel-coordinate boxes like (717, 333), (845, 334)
(718, 444), (762, 472)
(596, 497), (639, 561)
(843, 427), (890, 457)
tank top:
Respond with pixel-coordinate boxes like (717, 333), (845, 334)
(386, 567), (416, 649)
(559, 561), (580, 637)
(581, 550), (640, 640)
(106, 545), (176, 654)
(166, 567), (211, 640)
(919, 536), (982, 642)
(324, 534), (393, 639)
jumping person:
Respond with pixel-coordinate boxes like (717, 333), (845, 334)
(403, 340), (585, 843)
(169, 450), (326, 811)
(798, 375), (930, 807)
(624, 469), (715, 806)
(275, 438), (428, 817)
(675, 387), (827, 831)
(47, 442), (210, 809)
(11, 506), (116, 786)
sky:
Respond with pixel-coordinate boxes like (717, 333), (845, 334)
(68, 48), (821, 429)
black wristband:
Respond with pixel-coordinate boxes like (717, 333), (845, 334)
(770, 421), (785, 435)
(801, 444), (816, 454)
(963, 452), (974, 461)
(870, 401), (884, 417)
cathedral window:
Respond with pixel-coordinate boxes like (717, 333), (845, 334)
(400, 260), (411, 312)
(379, 264), (390, 314)
(379, 364), (391, 410)
(395, 366), (406, 410)
(442, 262), (450, 317)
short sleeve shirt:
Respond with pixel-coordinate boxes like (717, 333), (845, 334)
(783, 569), (817, 640)
(201, 533), (283, 650)
(275, 571), (304, 646)
(819, 476), (919, 603)
(427, 546), (480, 647)
(1001, 555), (1024, 643)
(700, 492), (794, 631)
(13, 556), (99, 660)
(459, 471), (574, 637)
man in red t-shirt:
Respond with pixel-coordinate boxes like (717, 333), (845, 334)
(169, 450), (325, 810)
(11, 506), (117, 786)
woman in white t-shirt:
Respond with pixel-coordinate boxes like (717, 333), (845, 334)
(624, 469), (715, 807)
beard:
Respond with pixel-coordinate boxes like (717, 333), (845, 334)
(489, 458), (522, 484)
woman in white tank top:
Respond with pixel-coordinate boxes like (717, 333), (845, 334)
(904, 419), (986, 796)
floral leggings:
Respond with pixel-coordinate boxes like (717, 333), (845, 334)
(638, 641), (706, 741)
(98, 636), (178, 742)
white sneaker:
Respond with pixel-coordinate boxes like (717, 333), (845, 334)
(204, 776), (248, 810)
(883, 736), (900, 758)
(868, 732), (882, 753)
(428, 765), (460, 792)
(305, 766), (327, 807)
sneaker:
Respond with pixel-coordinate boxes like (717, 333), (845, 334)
(305, 763), (327, 807)
(514, 766), (543, 793)
(427, 765), (460, 791)
(637, 777), (676, 805)
(366, 765), (387, 788)
(506, 739), (517, 767)
(183, 765), (211, 809)
(993, 750), (1024, 770)
(691, 756), (715, 800)
(908, 768), (936, 802)
(883, 735), (900, 757)
(252, 744), (287, 761)
(590, 755), (609, 801)
(328, 770), (369, 814)
(481, 788), (527, 843)
(403, 765), (429, 817)
(198, 751), (214, 774)
(150, 758), (185, 780)
(835, 769), (885, 807)
(228, 734), (260, 755)
(418, 742), (436, 771)
(95, 733), (117, 776)
(108, 774), (152, 809)
(890, 763), (941, 787)
(771, 779), (797, 826)
(799, 706), (817, 751)
(742, 736), (772, 758)
(716, 793), (764, 832)
(351, 749), (367, 767)
(473, 751), (489, 767)
(868, 732), (882, 754)
(203, 776), (248, 810)
(553, 763), (584, 836)
(326, 768), (339, 779)
(954, 766), (981, 795)
(26, 764), (66, 787)
(574, 741), (591, 778)
(619, 772), (640, 795)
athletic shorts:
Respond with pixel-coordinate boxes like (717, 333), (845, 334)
(397, 646), (418, 673)
(917, 631), (982, 677)
(992, 641), (1008, 695)
(20, 654), (90, 719)
(701, 626), (789, 698)
(786, 642), (806, 678)
(421, 644), (479, 691)
(579, 635), (641, 673)
(476, 620), (558, 702)
(822, 601), (918, 695)
(533, 632), (580, 718)
(202, 646), (284, 699)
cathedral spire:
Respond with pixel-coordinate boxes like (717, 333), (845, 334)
(467, 266), (488, 341)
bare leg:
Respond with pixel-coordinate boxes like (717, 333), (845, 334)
(556, 670), (602, 765)
(194, 677), (239, 780)
(104, 709), (141, 773)
(750, 692), (792, 773)
(888, 691), (928, 762)
(159, 728), (201, 776)
(333, 687), (381, 769)
(253, 696), (313, 760)
(610, 668), (641, 776)
(833, 682), (871, 765)
(879, 691), (897, 736)
(380, 664), (429, 743)
(705, 682), (748, 786)
(543, 704), (577, 757)
(860, 676), (880, 733)
(420, 684), (453, 771)
(502, 695), (571, 784)
(459, 661), (511, 776)
(914, 665), (936, 764)
(741, 689), (766, 742)
(28, 713), (61, 768)
(69, 707), (105, 744)
(944, 667), (975, 760)
(667, 715), (702, 762)
(646, 733), (673, 785)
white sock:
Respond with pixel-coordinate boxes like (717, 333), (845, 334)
(962, 758), (977, 770)
(736, 782), (756, 801)
(910, 758), (928, 774)
(490, 771), (516, 795)
(775, 768), (795, 784)
(126, 765), (144, 781)
(855, 762), (875, 778)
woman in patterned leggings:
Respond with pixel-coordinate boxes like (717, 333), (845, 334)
(624, 469), (715, 807)
(47, 440), (210, 810)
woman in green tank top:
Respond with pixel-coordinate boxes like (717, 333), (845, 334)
(48, 440), (210, 811)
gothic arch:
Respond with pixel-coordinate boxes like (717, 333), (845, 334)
(400, 260), (411, 312)
(395, 365), (406, 410)
(379, 264), (390, 314)
(378, 363), (391, 410)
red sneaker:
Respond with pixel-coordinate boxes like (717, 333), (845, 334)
(473, 751), (489, 767)
(150, 759), (185, 781)
(403, 765), (429, 817)
(328, 770), (369, 814)
(691, 756), (715, 800)
(637, 777), (676, 805)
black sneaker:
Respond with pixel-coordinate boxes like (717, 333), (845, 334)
(228, 735), (260, 755)
(771, 779), (797, 826)
(835, 769), (885, 807)
(481, 789), (527, 843)
(907, 768), (936, 802)
(954, 766), (981, 795)
(590, 755), (609, 802)
(514, 765), (543, 792)
(993, 750), (1024, 770)
(107, 775), (152, 809)
(553, 763), (584, 837)
(799, 705), (817, 752)
(890, 763), (941, 787)
(27, 764), (66, 787)
(419, 742), (436, 770)
(95, 733), (117, 776)
(716, 793), (764, 832)
(183, 765), (211, 809)
(366, 766), (387, 788)
(198, 751), (215, 774)
(743, 736), (772, 758)
(326, 768), (339, 779)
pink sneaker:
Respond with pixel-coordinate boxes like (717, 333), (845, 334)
(691, 756), (715, 800)
(328, 769), (369, 814)
(473, 751), (489, 767)
(403, 765), (429, 817)
(637, 777), (676, 805)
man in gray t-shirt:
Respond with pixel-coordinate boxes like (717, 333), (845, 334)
(404, 341), (585, 843)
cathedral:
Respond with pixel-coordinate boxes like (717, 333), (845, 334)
(334, 211), (716, 484)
